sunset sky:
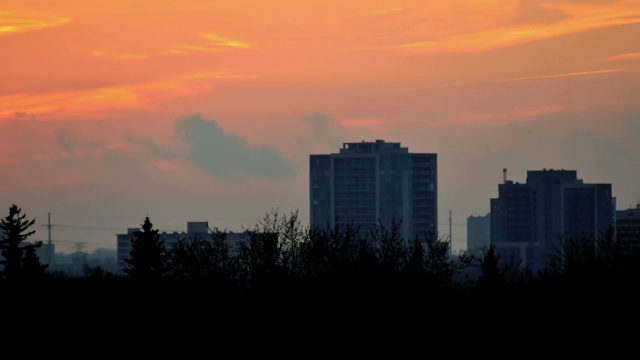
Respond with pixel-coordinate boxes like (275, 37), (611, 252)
(2, 0), (639, 254)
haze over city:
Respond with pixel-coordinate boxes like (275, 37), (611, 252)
(1, 0), (639, 254)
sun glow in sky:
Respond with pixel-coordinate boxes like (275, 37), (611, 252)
(1, 0), (639, 253)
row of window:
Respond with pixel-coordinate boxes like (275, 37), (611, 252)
(333, 175), (377, 183)
(334, 168), (377, 175)
(335, 199), (377, 207)
(334, 158), (376, 166)
(334, 189), (377, 196)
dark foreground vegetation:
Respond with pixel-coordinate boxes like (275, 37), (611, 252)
(2, 204), (640, 330)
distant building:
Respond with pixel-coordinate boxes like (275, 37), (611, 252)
(490, 168), (614, 273)
(467, 213), (490, 258)
(116, 221), (250, 274)
(51, 248), (118, 276)
(310, 140), (437, 242)
(36, 242), (55, 267)
(616, 203), (640, 240)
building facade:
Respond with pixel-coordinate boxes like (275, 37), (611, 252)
(490, 168), (613, 273)
(616, 203), (640, 240)
(467, 213), (490, 258)
(309, 140), (437, 242)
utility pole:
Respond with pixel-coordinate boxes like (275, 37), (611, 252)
(47, 213), (53, 266)
(449, 210), (452, 256)
(47, 213), (53, 267)
(48, 213), (51, 245)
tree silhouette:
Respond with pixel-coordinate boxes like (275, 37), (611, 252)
(370, 218), (405, 274)
(0, 204), (45, 281)
(21, 243), (48, 279)
(421, 230), (470, 290)
(123, 216), (168, 282)
(166, 228), (239, 288)
(235, 209), (308, 294)
(476, 243), (506, 293)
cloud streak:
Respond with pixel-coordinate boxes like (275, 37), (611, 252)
(486, 68), (623, 84)
(166, 33), (254, 54)
(392, 67), (624, 95)
(0, 71), (248, 119)
(596, 52), (640, 62)
(0, 9), (70, 37)
(199, 33), (253, 49)
(389, 1), (640, 54)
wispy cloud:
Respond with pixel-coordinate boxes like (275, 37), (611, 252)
(596, 52), (640, 62)
(91, 33), (252, 59)
(165, 44), (223, 54)
(0, 9), (70, 37)
(395, 68), (623, 94)
(199, 33), (253, 48)
(390, 1), (640, 54)
(439, 93), (629, 128)
(486, 68), (623, 84)
(0, 71), (252, 119)
(166, 33), (254, 55)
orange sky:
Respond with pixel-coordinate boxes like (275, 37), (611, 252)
(1, 0), (639, 254)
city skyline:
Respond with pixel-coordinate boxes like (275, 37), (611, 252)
(1, 1), (639, 254)
(11, 163), (633, 255)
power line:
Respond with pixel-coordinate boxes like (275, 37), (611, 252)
(36, 224), (123, 232)
(41, 239), (115, 246)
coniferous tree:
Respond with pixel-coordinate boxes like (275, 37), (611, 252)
(476, 243), (506, 294)
(0, 204), (43, 281)
(123, 216), (168, 282)
(21, 242), (48, 279)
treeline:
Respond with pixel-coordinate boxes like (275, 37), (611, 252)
(2, 204), (640, 316)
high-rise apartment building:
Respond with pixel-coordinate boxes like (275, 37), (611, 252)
(490, 168), (613, 273)
(309, 140), (437, 242)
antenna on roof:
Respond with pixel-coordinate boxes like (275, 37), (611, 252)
(503, 168), (507, 183)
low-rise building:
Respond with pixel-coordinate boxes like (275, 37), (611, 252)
(116, 221), (250, 274)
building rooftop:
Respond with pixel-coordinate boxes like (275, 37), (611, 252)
(339, 140), (409, 154)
